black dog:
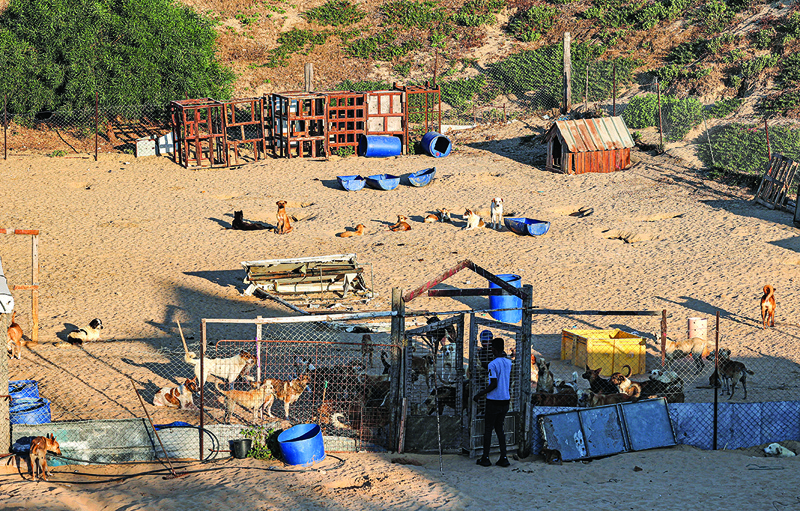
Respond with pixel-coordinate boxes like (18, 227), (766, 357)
(231, 210), (269, 231)
(581, 366), (618, 394)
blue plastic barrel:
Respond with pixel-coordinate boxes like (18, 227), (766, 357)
(9, 380), (39, 400)
(278, 424), (326, 467)
(488, 274), (522, 323)
(358, 135), (402, 158)
(10, 398), (51, 425)
(420, 132), (452, 158)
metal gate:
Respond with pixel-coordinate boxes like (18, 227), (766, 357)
(403, 315), (465, 452)
(465, 314), (527, 458)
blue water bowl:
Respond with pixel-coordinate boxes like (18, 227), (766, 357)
(9, 380), (39, 400)
(366, 174), (400, 191)
(278, 423), (326, 467)
(10, 398), (51, 425)
(504, 217), (551, 236)
(337, 175), (366, 191)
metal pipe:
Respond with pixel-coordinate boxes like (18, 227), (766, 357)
(612, 62), (616, 116)
(656, 79), (664, 152)
(130, 378), (187, 478)
(765, 117), (771, 162)
(3, 94), (7, 160)
(713, 311), (719, 450)
(95, 90), (99, 161)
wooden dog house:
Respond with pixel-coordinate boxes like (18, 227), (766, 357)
(544, 116), (634, 175)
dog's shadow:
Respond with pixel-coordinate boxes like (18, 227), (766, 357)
(54, 323), (80, 342)
(319, 178), (345, 191)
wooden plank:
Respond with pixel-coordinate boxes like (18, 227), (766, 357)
(403, 260), (471, 302)
(12, 285), (38, 291)
(466, 262), (527, 299)
(777, 161), (799, 208)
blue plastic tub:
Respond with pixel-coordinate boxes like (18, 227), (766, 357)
(278, 424), (326, 467)
(10, 398), (51, 425)
(488, 274), (522, 323)
(420, 132), (452, 158)
(366, 173), (400, 191)
(358, 135), (402, 158)
(9, 380), (39, 400)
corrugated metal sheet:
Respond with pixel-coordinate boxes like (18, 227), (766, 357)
(553, 116), (635, 153)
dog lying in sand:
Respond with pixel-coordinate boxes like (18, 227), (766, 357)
(462, 209), (485, 230)
(389, 215), (411, 231)
(337, 224), (365, 237)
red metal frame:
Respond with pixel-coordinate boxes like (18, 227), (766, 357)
(270, 92), (327, 159)
(366, 90), (406, 154)
(399, 82), (441, 146)
(223, 97), (268, 166)
(170, 98), (227, 169)
(326, 92), (367, 154)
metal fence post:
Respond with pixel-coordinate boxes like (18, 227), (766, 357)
(656, 79), (664, 151)
(520, 284), (533, 458)
(3, 94), (7, 161)
(95, 91), (99, 161)
(0, 313), (8, 455)
(765, 117), (771, 163)
(713, 311), (719, 450)
(390, 287), (405, 452)
(612, 62), (616, 116)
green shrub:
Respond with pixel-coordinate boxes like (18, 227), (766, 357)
(240, 426), (282, 460)
(778, 53), (800, 88)
(508, 5), (557, 42)
(622, 94), (703, 141)
(667, 40), (708, 65)
(695, 0), (734, 34)
(777, 12), (800, 45)
(381, 0), (449, 29)
(708, 97), (741, 118)
(303, 0), (366, 26)
(454, 0), (505, 26)
(762, 90), (800, 115)
(753, 28), (775, 50)
(440, 75), (492, 108)
(740, 54), (778, 79)
(345, 31), (422, 60)
(394, 61), (412, 76)
(0, 0), (234, 112)
(266, 29), (330, 67)
(697, 123), (800, 175)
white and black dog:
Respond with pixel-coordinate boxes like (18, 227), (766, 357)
(67, 319), (103, 346)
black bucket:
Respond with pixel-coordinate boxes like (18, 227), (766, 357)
(230, 439), (252, 459)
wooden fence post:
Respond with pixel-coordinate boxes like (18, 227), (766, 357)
(390, 288), (405, 452)
(520, 284), (533, 458)
(563, 32), (571, 114)
(656, 79), (664, 152)
(0, 313), (8, 454)
(304, 63), (314, 93)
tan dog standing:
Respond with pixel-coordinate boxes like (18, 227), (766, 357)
(7, 311), (24, 359)
(263, 372), (312, 419)
(276, 200), (293, 234)
(216, 380), (275, 423)
(761, 284), (776, 329)
(29, 433), (61, 481)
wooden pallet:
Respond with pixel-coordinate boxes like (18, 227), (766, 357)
(755, 154), (799, 211)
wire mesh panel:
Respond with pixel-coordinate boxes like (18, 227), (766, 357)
(465, 314), (522, 458)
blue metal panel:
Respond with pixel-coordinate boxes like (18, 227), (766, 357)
(620, 399), (676, 451)
(579, 405), (627, 458)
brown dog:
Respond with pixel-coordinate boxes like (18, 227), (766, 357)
(761, 284), (776, 329)
(664, 337), (708, 373)
(276, 200), (293, 234)
(29, 433), (61, 481)
(7, 311), (24, 359)
(153, 378), (200, 410)
(389, 215), (411, 231)
(710, 348), (755, 400)
(589, 392), (632, 407)
(216, 380), (275, 423)
(337, 224), (365, 237)
(263, 372), (311, 419)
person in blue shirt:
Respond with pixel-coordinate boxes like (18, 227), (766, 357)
(472, 336), (512, 467)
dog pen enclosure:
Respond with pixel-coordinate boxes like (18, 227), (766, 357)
(5, 266), (800, 462)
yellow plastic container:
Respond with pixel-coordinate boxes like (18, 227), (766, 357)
(567, 329), (646, 376)
(561, 329), (608, 361)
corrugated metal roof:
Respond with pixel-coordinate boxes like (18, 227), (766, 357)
(552, 116), (635, 153)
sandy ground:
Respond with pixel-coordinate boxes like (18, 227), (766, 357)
(2, 118), (800, 508)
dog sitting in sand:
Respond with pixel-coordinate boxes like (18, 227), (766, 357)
(276, 200), (293, 234)
(389, 215), (411, 231)
(462, 209), (485, 230)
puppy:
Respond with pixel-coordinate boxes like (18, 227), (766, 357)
(66, 318), (103, 346)
(424, 213), (438, 223)
(664, 337), (708, 373)
(262, 371), (311, 419)
(184, 350), (256, 387)
(711, 348), (755, 400)
(462, 209), (485, 230)
(581, 366), (618, 394)
(438, 208), (452, 222)
(276, 200), (293, 234)
(231, 210), (269, 231)
(216, 380), (275, 423)
(389, 215), (411, 231)
(536, 358), (554, 393)
(764, 443), (796, 457)
(153, 378), (200, 410)
(490, 197), (504, 230)
(761, 284), (776, 329)
(29, 433), (61, 481)
(7, 311), (24, 359)
(338, 224), (365, 237)
(361, 333), (374, 368)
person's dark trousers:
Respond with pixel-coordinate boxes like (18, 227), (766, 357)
(482, 398), (510, 458)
